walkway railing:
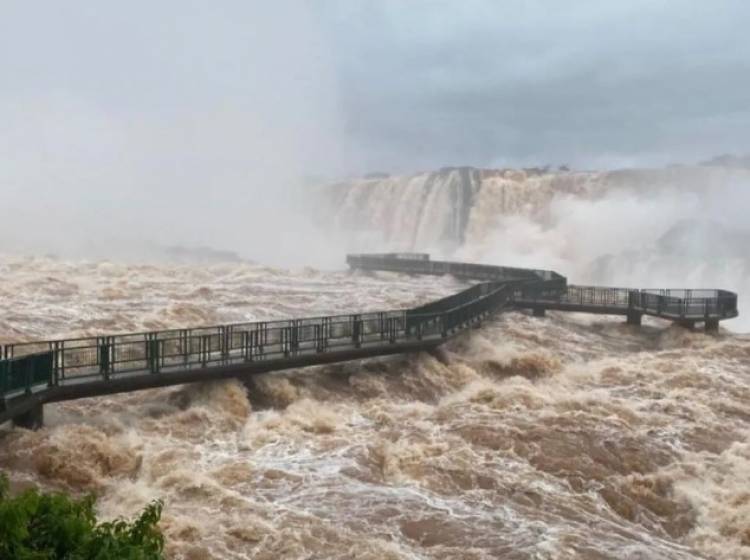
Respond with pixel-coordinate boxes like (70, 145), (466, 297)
(0, 254), (739, 418)
(0, 281), (539, 402)
(2, 311), (407, 397)
(346, 253), (567, 284)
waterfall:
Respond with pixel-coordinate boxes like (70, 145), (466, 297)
(328, 167), (481, 252)
(326, 164), (750, 256)
(326, 166), (606, 252)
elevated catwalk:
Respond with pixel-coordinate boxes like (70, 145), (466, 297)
(0, 254), (738, 428)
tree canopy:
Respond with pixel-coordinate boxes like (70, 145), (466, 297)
(0, 473), (164, 559)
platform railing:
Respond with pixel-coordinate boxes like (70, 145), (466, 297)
(515, 285), (739, 320)
(635, 289), (738, 319)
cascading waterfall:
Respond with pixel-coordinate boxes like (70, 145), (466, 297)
(329, 167), (482, 251)
(328, 167), (609, 252)
(327, 165), (750, 255)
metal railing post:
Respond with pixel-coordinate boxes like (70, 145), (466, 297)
(52, 341), (60, 386)
(181, 329), (189, 365)
(242, 330), (251, 361)
(352, 315), (362, 348)
(219, 326), (228, 363)
(147, 333), (160, 373)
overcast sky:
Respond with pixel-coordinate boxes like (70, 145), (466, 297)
(317, 0), (750, 171)
(1, 1), (749, 256)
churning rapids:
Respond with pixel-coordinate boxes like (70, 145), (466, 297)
(1, 255), (749, 559)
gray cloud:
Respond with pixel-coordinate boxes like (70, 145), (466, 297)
(316, 0), (750, 171)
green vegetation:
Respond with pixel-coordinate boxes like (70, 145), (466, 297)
(0, 473), (164, 559)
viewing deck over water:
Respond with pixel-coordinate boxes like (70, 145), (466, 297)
(0, 254), (738, 428)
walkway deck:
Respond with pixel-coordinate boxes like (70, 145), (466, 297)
(0, 253), (738, 428)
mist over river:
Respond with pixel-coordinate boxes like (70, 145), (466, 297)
(0, 250), (749, 559)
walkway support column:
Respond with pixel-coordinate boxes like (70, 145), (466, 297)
(626, 310), (642, 326)
(705, 319), (719, 333)
(13, 404), (43, 430)
(532, 307), (546, 317)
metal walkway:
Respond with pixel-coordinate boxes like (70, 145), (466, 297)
(0, 253), (738, 428)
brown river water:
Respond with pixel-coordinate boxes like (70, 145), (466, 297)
(1, 255), (749, 559)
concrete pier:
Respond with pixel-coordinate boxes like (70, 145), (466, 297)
(13, 403), (44, 430)
(626, 310), (642, 326)
(532, 307), (546, 317)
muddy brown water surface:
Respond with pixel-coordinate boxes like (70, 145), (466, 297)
(1, 255), (749, 559)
